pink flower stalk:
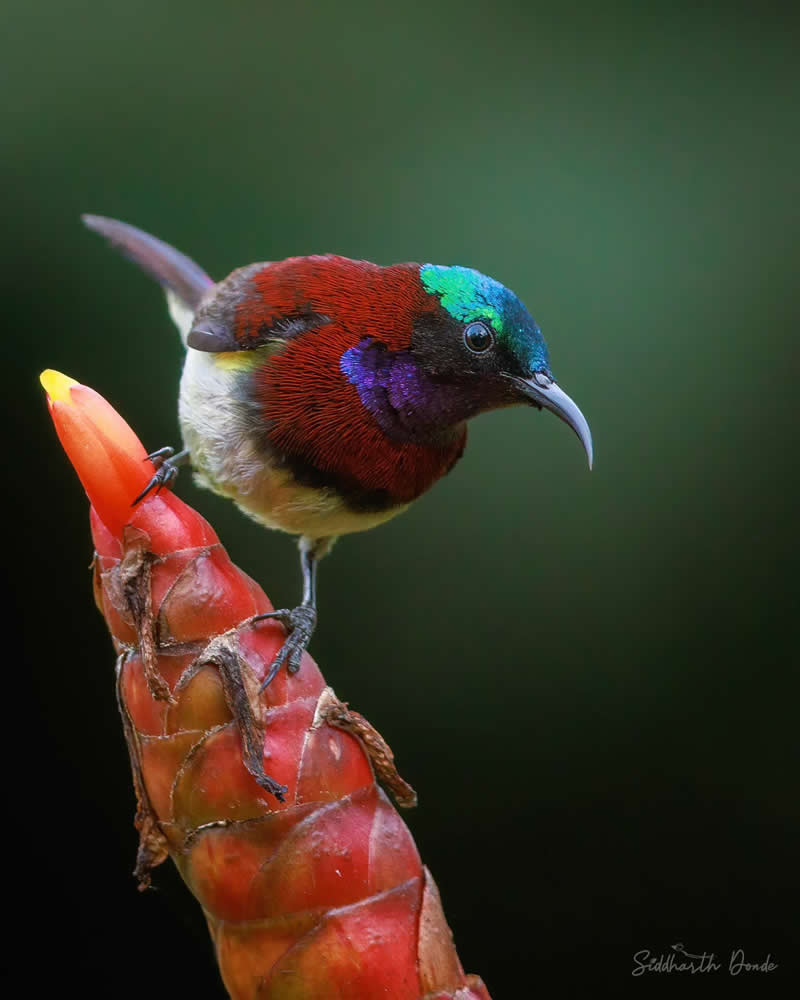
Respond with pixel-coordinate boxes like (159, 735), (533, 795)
(41, 370), (491, 1000)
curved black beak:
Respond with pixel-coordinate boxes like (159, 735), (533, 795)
(513, 373), (593, 469)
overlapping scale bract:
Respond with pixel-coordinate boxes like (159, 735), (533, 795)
(45, 372), (491, 1000)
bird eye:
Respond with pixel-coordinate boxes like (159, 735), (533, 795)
(463, 321), (494, 354)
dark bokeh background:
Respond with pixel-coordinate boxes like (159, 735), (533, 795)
(3, 1), (797, 994)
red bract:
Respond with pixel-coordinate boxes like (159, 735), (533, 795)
(42, 370), (491, 1000)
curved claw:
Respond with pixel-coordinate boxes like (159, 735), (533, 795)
(131, 447), (189, 505)
(132, 461), (180, 506)
(254, 605), (317, 690)
(145, 446), (176, 467)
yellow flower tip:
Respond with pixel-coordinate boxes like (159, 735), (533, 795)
(40, 369), (80, 404)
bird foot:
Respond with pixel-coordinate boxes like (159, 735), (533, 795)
(132, 447), (187, 506)
(253, 604), (317, 690)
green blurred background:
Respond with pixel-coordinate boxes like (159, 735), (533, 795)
(4, 0), (797, 993)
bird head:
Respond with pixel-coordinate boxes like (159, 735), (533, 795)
(409, 264), (592, 467)
(334, 262), (593, 465)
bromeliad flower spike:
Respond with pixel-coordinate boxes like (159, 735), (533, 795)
(42, 370), (491, 1000)
(82, 216), (593, 685)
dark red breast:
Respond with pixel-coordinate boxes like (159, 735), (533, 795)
(243, 257), (467, 508)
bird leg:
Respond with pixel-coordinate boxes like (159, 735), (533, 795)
(132, 447), (190, 505)
(255, 536), (333, 689)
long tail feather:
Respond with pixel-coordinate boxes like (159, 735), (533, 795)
(82, 214), (213, 310)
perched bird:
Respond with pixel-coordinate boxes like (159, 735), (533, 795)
(83, 215), (592, 686)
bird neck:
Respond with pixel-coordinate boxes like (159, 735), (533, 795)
(340, 337), (483, 445)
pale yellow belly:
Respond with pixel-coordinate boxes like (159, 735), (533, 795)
(178, 349), (407, 539)
(194, 460), (407, 537)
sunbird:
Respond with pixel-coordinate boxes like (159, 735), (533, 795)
(83, 215), (592, 685)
